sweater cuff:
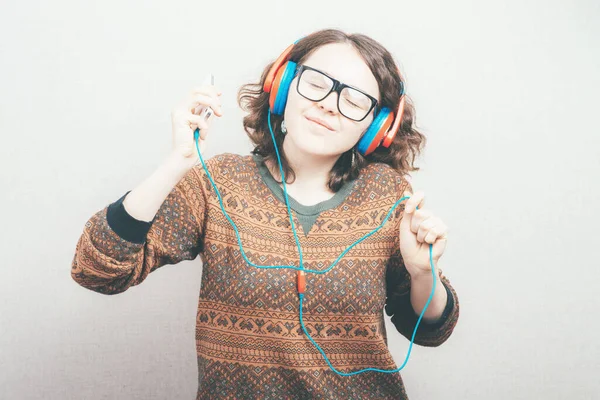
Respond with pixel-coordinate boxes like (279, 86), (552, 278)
(106, 191), (152, 244)
(418, 280), (455, 330)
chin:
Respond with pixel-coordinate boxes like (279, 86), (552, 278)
(288, 133), (340, 157)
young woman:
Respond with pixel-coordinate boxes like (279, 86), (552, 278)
(71, 29), (459, 399)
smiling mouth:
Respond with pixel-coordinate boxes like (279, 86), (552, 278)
(305, 116), (334, 131)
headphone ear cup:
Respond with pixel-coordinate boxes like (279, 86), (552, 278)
(269, 61), (297, 115)
(264, 43), (295, 93)
(382, 97), (405, 148)
(356, 108), (394, 156)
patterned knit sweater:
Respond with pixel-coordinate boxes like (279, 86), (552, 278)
(71, 152), (459, 399)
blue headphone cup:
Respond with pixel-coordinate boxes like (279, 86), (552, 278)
(273, 61), (297, 115)
(356, 107), (391, 155)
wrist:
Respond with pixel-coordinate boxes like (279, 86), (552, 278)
(408, 264), (437, 280)
(165, 150), (197, 174)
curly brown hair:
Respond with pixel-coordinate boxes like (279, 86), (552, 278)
(237, 28), (426, 192)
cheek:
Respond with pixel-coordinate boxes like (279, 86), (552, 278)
(284, 90), (313, 126)
(328, 123), (367, 152)
(344, 120), (372, 143)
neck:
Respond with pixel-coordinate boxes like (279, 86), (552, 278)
(267, 138), (339, 194)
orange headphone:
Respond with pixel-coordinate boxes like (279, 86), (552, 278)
(263, 40), (406, 156)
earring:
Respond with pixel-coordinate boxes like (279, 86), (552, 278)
(351, 150), (356, 167)
(281, 120), (287, 134)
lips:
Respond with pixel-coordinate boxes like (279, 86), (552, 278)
(305, 115), (334, 131)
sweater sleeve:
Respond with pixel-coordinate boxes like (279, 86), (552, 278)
(383, 179), (460, 347)
(70, 164), (209, 295)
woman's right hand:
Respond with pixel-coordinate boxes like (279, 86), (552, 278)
(170, 84), (223, 165)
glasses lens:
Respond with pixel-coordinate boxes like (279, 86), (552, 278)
(297, 67), (374, 121)
(339, 87), (373, 121)
(298, 69), (333, 101)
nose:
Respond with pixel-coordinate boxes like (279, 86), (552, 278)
(317, 91), (339, 115)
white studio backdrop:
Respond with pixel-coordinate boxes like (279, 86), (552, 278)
(1, 0), (599, 399)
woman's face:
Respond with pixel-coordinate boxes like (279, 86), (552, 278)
(282, 42), (380, 158)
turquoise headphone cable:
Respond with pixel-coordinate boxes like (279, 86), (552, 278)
(192, 112), (436, 375)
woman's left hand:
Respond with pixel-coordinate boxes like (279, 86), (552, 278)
(399, 190), (448, 277)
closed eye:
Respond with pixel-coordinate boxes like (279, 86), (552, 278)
(309, 82), (327, 89)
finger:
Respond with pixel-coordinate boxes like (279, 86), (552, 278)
(416, 218), (436, 242)
(194, 103), (224, 118)
(189, 95), (222, 116)
(410, 210), (433, 233)
(212, 104), (224, 117)
(189, 94), (223, 115)
(405, 190), (425, 214)
(191, 87), (223, 108)
(187, 112), (211, 126)
(199, 127), (209, 140)
(191, 104), (224, 118)
(401, 188), (412, 211)
(399, 203), (413, 230)
(423, 229), (441, 245)
(431, 237), (447, 259)
(187, 114), (209, 139)
(188, 93), (212, 112)
(438, 225), (449, 241)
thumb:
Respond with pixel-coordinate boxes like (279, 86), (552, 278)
(431, 237), (447, 260)
(399, 206), (415, 242)
(400, 204), (412, 230)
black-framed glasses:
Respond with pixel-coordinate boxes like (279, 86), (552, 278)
(295, 64), (379, 122)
